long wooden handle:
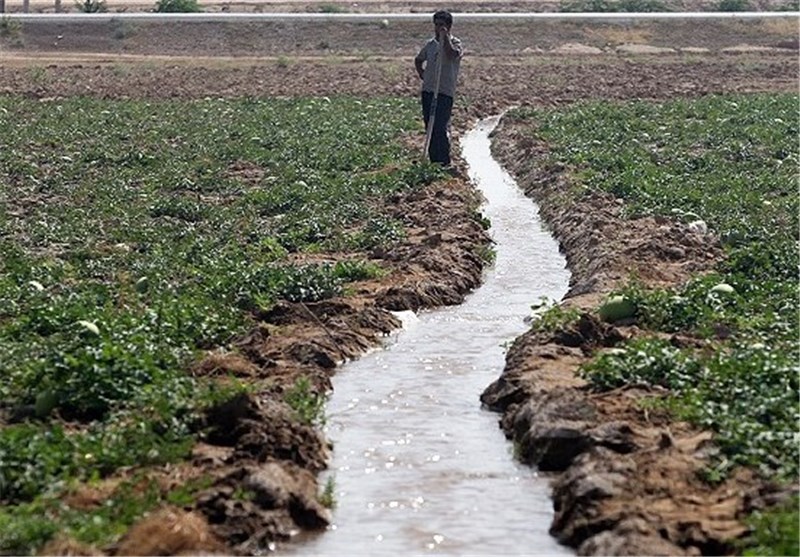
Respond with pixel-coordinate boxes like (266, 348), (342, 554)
(423, 39), (445, 160)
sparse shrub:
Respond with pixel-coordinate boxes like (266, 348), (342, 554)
(75, 0), (106, 12)
(317, 3), (346, 12)
(27, 66), (46, 84)
(618, 0), (667, 10)
(111, 18), (135, 40)
(284, 377), (326, 426)
(715, 0), (751, 10)
(0, 16), (22, 38)
(774, 0), (799, 10)
(560, 0), (614, 10)
(559, 0), (667, 10)
(153, 0), (201, 12)
(319, 476), (336, 508)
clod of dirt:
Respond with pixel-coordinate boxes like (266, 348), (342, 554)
(39, 537), (103, 556)
(113, 507), (227, 556)
(195, 462), (330, 554)
(203, 393), (329, 472)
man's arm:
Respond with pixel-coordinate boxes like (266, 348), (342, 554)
(440, 30), (462, 59)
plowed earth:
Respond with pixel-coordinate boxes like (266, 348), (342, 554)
(1, 14), (798, 556)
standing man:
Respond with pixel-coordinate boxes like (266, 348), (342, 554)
(414, 10), (463, 167)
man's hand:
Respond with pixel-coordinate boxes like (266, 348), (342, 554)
(414, 59), (425, 80)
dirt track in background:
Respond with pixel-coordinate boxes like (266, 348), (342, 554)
(1, 12), (798, 556)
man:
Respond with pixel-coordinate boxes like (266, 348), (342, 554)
(414, 10), (463, 167)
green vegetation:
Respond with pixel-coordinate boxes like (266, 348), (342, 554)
(0, 95), (435, 552)
(318, 475), (336, 509)
(317, 3), (348, 13)
(530, 301), (581, 334)
(775, 0), (799, 10)
(153, 0), (201, 12)
(510, 93), (798, 552)
(0, 476), (213, 553)
(741, 496), (800, 556)
(559, 0), (669, 12)
(75, 0), (107, 12)
(558, 0), (798, 11)
(715, 0), (751, 10)
(0, 16), (22, 38)
(284, 376), (327, 426)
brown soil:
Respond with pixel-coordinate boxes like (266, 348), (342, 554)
(1, 11), (797, 556)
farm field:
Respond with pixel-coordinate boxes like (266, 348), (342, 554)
(484, 92), (798, 555)
(0, 7), (798, 556)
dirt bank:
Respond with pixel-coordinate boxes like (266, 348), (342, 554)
(1, 14), (797, 555)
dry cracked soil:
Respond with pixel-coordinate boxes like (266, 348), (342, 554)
(1, 7), (798, 556)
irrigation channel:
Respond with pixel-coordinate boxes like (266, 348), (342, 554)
(286, 115), (572, 555)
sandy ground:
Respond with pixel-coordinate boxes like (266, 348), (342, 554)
(1, 10), (798, 556)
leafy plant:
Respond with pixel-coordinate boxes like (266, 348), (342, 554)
(617, 0), (667, 9)
(715, 0), (751, 10)
(0, 477), (188, 553)
(153, 0), (201, 12)
(317, 3), (347, 12)
(741, 496), (800, 556)
(75, 0), (107, 12)
(318, 475), (336, 508)
(283, 377), (326, 426)
(0, 93), (436, 553)
(0, 16), (22, 38)
(559, 0), (667, 11)
(773, 0), (799, 10)
(530, 302), (581, 334)
(560, 0), (614, 10)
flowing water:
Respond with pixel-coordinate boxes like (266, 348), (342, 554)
(285, 115), (572, 555)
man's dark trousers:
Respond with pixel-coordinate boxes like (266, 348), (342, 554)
(421, 91), (454, 166)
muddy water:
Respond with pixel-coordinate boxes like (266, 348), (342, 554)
(286, 115), (571, 555)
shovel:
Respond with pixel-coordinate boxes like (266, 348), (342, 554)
(422, 37), (445, 161)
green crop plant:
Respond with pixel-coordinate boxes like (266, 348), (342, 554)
(319, 476), (337, 509)
(0, 477), (189, 553)
(0, 94), (429, 553)
(530, 303), (581, 334)
(284, 377), (326, 426)
(741, 496), (799, 556)
(510, 93), (798, 555)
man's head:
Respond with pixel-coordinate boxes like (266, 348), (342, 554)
(432, 10), (453, 31)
